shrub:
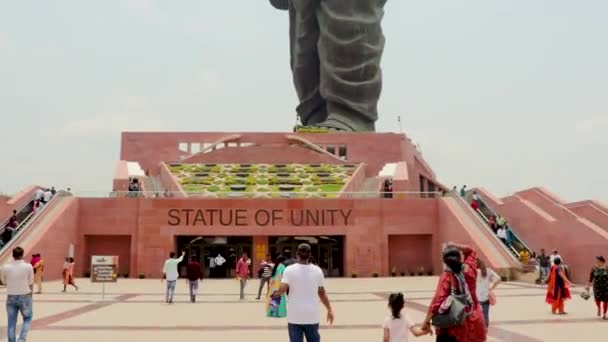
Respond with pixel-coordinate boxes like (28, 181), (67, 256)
(84, 272), (91, 278)
(138, 273), (145, 279)
(123, 273), (129, 278)
(372, 272), (379, 278)
(400, 272), (406, 277)
(351, 272), (358, 278)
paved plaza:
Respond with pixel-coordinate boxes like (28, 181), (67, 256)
(1, 277), (606, 341)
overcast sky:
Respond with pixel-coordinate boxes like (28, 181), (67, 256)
(0, 0), (606, 202)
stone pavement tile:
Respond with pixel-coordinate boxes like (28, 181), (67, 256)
(500, 322), (608, 342)
(25, 328), (386, 342)
(0, 302), (89, 322)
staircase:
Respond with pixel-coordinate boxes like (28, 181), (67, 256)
(358, 177), (382, 198)
(142, 176), (166, 198)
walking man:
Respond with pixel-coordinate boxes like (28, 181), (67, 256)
(186, 255), (203, 303)
(537, 248), (551, 283)
(274, 243), (334, 342)
(236, 253), (250, 300)
(256, 254), (274, 300)
(162, 250), (185, 304)
(1, 247), (34, 342)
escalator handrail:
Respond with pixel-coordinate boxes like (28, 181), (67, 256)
(0, 192), (66, 256)
(452, 192), (524, 266)
(472, 204), (521, 257)
(0, 191), (39, 230)
(470, 192), (536, 256)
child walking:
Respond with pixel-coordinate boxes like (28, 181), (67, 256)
(383, 293), (430, 342)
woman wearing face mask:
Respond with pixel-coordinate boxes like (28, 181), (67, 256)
(419, 243), (487, 342)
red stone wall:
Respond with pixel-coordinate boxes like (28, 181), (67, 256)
(388, 235), (433, 275)
(69, 197), (439, 278)
(83, 235), (132, 276)
(566, 202), (608, 232)
(497, 194), (608, 283)
(12, 197), (80, 281)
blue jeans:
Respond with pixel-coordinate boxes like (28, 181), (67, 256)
(288, 323), (320, 342)
(540, 267), (550, 282)
(166, 280), (176, 303)
(6, 295), (33, 342)
(480, 301), (490, 328)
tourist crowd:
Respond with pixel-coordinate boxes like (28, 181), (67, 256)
(2, 241), (606, 341)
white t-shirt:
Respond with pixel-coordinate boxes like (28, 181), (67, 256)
(383, 314), (413, 342)
(472, 193), (480, 201)
(162, 255), (184, 281)
(43, 191), (52, 202)
(497, 228), (507, 239)
(550, 254), (562, 266)
(476, 268), (500, 302)
(1, 260), (34, 295)
(34, 189), (44, 200)
(281, 263), (325, 324)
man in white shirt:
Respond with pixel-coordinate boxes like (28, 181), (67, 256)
(1, 246), (34, 342)
(42, 189), (52, 204)
(550, 250), (562, 266)
(497, 227), (509, 246)
(34, 188), (43, 201)
(162, 251), (185, 304)
(274, 244), (334, 342)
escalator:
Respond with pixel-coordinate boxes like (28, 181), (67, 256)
(465, 191), (535, 261)
(1, 194), (38, 244)
(0, 191), (63, 256)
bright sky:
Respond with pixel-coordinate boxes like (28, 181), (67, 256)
(0, 0), (606, 202)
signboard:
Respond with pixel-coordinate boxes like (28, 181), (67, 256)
(91, 256), (119, 283)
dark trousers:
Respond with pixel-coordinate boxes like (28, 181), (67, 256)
(257, 276), (271, 299)
(436, 335), (458, 342)
(288, 323), (320, 342)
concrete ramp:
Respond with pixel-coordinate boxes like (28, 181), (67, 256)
(493, 194), (608, 283)
(566, 201), (608, 232)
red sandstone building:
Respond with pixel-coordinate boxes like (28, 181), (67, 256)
(1, 132), (607, 283)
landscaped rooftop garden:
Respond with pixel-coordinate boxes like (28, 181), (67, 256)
(167, 163), (358, 198)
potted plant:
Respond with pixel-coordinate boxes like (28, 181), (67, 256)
(391, 267), (397, 277)
(138, 273), (146, 279)
(351, 272), (358, 278)
(400, 271), (406, 277)
(417, 266), (425, 276)
(372, 272), (379, 278)
(409, 270), (415, 276)
(123, 273), (130, 278)
(84, 272), (91, 278)
(427, 270), (433, 276)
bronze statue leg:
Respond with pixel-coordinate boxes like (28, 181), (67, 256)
(289, 0), (326, 126)
(315, 0), (387, 132)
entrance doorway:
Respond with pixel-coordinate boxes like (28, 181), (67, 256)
(175, 236), (253, 278)
(269, 236), (344, 277)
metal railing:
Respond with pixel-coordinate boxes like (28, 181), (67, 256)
(467, 192), (535, 259)
(0, 192), (68, 256)
(0, 193), (37, 231)
(450, 191), (524, 266)
(74, 190), (445, 199)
